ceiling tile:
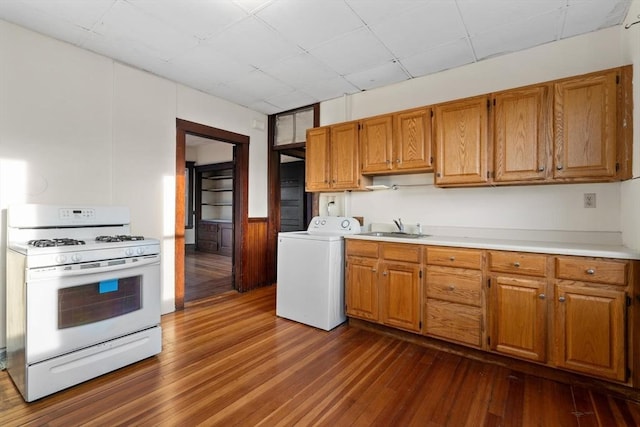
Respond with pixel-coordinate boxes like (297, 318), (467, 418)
(265, 90), (318, 111)
(345, 61), (410, 90)
(256, 0), (363, 49)
(127, 0), (248, 40)
(260, 53), (341, 86)
(1, 0), (116, 29)
(204, 15), (303, 68)
(563, 0), (631, 37)
(470, 10), (562, 60)
(232, 0), (274, 14)
(0, 2), (93, 46)
(224, 69), (293, 100)
(345, 0), (426, 26)
(299, 76), (360, 101)
(400, 38), (476, 77)
(371, 1), (468, 59)
(456, 0), (564, 36)
(308, 27), (394, 75)
(91, 1), (199, 61)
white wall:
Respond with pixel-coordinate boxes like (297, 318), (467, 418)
(621, 0), (640, 251)
(320, 25), (636, 244)
(0, 20), (268, 349)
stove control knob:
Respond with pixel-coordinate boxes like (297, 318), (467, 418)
(125, 248), (134, 256)
(71, 254), (82, 263)
(56, 255), (67, 264)
(136, 247), (145, 255)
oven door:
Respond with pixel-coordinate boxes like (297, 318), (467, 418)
(25, 254), (160, 364)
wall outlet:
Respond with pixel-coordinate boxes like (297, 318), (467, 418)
(584, 193), (596, 208)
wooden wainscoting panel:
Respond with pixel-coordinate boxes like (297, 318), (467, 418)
(241, 217), (269, 292)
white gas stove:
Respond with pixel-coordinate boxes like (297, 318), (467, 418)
(6, 204), (162, 402)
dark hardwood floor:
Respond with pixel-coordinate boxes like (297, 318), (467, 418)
(185, 246), (233, 302)
(2, 285), (640, 426)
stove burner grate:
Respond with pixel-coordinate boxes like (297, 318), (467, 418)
(28, 238), (86, 247)
(95, 235), (145, 243)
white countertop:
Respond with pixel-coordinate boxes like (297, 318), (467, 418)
(345, 233), (640, 260)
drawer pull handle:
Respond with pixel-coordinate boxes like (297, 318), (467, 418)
(449, 256), (455, 261)
(586, 268), (595, 275)
(513, 262), (520, 267)
(372, 269), (377, 273)
(538, 293), (546, 300)
(448, 285), (455, 291)
(559, 296), (566, 302)
(383, 271), (388, 276)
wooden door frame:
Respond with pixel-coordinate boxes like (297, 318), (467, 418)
(175, 118), (249, 310)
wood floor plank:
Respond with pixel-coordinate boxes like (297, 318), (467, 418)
(3, 285), (640, 426)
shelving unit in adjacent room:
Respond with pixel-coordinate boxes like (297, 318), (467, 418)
(195, 161), (234, 256)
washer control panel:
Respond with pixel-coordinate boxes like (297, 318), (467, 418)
(307, 216), (361, 235)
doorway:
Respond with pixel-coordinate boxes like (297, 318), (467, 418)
(175, 119), (249, 310)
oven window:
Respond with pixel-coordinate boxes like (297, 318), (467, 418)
(58, 276), (142, 329)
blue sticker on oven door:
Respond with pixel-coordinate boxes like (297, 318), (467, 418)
(99, 279), (118, 293)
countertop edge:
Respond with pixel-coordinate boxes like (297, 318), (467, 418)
(344, 235), (640, 260)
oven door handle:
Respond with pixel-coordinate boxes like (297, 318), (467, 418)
(28, 255), (160, 279)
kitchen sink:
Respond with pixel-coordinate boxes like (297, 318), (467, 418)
(359, 231), (430, 239)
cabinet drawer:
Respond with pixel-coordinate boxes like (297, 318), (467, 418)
(381, 243), (421, 263)
(426, 266), (482, 307)
(489, 251), (547, 277)
(426, 247), (483, 270)
(556, 257), (627, 286)
(346, 240), (379, 258)
(425, 299), (482, 347)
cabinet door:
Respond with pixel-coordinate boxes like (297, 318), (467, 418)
(380, 262), (421, 332)
(345, 257), (379, 321)
(218, 223), (233, 256)
(434, 96), (489, 186)
(555, 282), (626, 381)
(305, 127), (331, 191)
(491, 275), (547, 362)
(493, 85), (550, 183)
(395, 108), (433, 172)
(554, 70), (618, 179)
(330, 122), (361, 190)
(360, 115), (393, 174)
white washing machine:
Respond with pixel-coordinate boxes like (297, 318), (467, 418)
(276, 216), (361, 331)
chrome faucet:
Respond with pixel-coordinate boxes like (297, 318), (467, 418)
(393, 218), (404, 233)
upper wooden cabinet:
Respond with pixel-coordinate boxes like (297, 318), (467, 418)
(305, 122), (371, 192)
(493, 85), (552, 183)
(554, 69), (619, 180)
(307, 65), (632, 189)
(434, 96), (489, 186)
(360, 108), (433, 175)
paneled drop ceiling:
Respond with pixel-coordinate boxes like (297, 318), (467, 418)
(0, 0), (632, 114)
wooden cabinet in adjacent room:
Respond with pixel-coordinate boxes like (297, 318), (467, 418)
(305, 123), (371, 192)
(434, 96), (489, 186)
(195, 161), (234, 256)
(360, 108), (433, 175)
(424, 247), (484, 348)
(554, 256), (629, 382)
(488, 251), (549, 362)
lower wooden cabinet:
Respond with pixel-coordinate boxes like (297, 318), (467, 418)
(345, 256), (379, 321)
(490, 275), (547, 362)
(345, 240), (637, 387)
(196, 220), (232, 255)
(554, 282), (626, 381)
(345, 241), (422, 333)
(380, 260), (421, 332)
(425, 247), (484, 348)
